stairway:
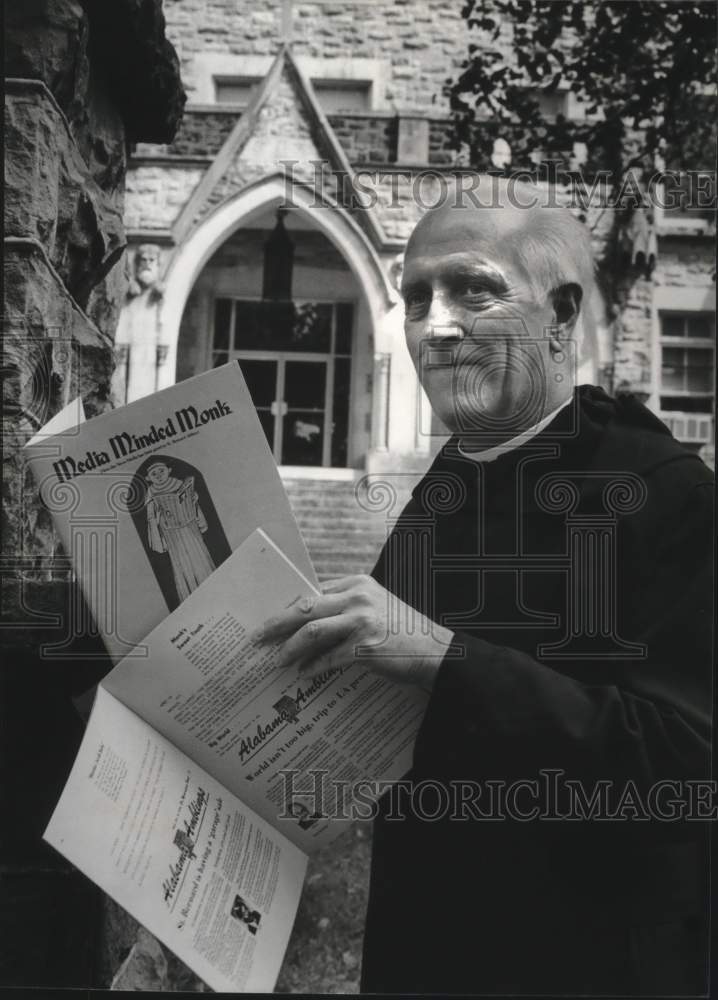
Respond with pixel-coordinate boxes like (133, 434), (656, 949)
(282, 477), (413, 581)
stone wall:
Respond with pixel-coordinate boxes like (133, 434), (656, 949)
(140, 107), (238, 159)
(328, 113), (398, 164)
(163, 0), (471, 113)
(124, 164), (205, 231)
(654, 238), (716, 291)
(2, 0), (184, 989)
(138, 108), (463, 167)
(613, 277), (654, 392)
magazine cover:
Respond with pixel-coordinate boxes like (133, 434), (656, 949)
(25, 362), (315, 663)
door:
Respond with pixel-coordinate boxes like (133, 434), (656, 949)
(238, 357), (280, 455)
(282, 359), (327, 465)
(237, 354), (330, 466)
(212, 298), (354, 467)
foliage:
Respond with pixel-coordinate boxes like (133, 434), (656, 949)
(447, 1), (717, 177)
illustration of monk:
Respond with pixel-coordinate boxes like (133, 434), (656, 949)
(143, 459), (216, 602)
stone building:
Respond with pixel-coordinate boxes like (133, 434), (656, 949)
(119, 0), (715, 517)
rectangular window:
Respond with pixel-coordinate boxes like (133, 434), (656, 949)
(660, 312), (715, 444)
(213, 299), (353, 358)
(214, 77), (261, 106)
(311, 79), (371, 113)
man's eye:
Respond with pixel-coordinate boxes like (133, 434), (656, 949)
(404, 290), (430, 310)
(461, 281), (490, 298)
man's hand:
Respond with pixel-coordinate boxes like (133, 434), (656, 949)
(252, 575), (455, 692)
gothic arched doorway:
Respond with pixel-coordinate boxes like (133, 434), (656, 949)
(175, 202), (374, 468)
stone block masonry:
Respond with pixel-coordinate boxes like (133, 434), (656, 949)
(164, 0), (475, 113)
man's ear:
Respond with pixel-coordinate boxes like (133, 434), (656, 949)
(550, 283), (583, 336)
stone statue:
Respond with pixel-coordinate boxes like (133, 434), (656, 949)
(127, 243), (164, 300)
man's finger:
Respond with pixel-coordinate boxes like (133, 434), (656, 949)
(298, 635), (359, 678)
(320, 575), (371, 594)
(252, 592), (348, 642)
(275, 613), (355, 670)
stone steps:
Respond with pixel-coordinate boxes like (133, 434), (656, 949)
(285, 495), (373, 511)
(288, 504), (386, 521)
(283, 477), (399, 580)
(300, 529), (387, 546)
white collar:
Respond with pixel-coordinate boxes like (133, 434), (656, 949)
(457, 395), (573, 464)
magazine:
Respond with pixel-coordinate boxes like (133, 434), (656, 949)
(44, 529), (428, 991)
(24, 361), (315, 664)
(26, 367), (429, 990)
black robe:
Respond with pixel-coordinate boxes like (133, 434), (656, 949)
(361, 385), (713, 996)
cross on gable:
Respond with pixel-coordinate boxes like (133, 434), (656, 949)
(281, 0), (293, 43)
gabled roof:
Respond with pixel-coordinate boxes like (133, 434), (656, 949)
(172, 44), (393, 251)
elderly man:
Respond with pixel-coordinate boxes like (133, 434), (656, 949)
(259, 179), (713, 995)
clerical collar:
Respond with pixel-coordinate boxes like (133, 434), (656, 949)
(457, 395), (573, 463)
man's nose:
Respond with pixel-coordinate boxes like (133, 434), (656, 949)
(423, 293), (464, 340)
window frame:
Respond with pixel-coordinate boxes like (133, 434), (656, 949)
(213, 75), (262, 108)
(191, 54), (388, 110)
(658, 309), (715, 444)
(309, 77), (373, 113)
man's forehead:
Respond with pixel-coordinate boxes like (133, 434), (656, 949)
(404, 208), (532, 281)
(406, 203), (532, 260)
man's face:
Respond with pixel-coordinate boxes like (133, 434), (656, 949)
(146, 463), (170, 486)
(401, 206), (558, 437)
(136, 246), (159, 288)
